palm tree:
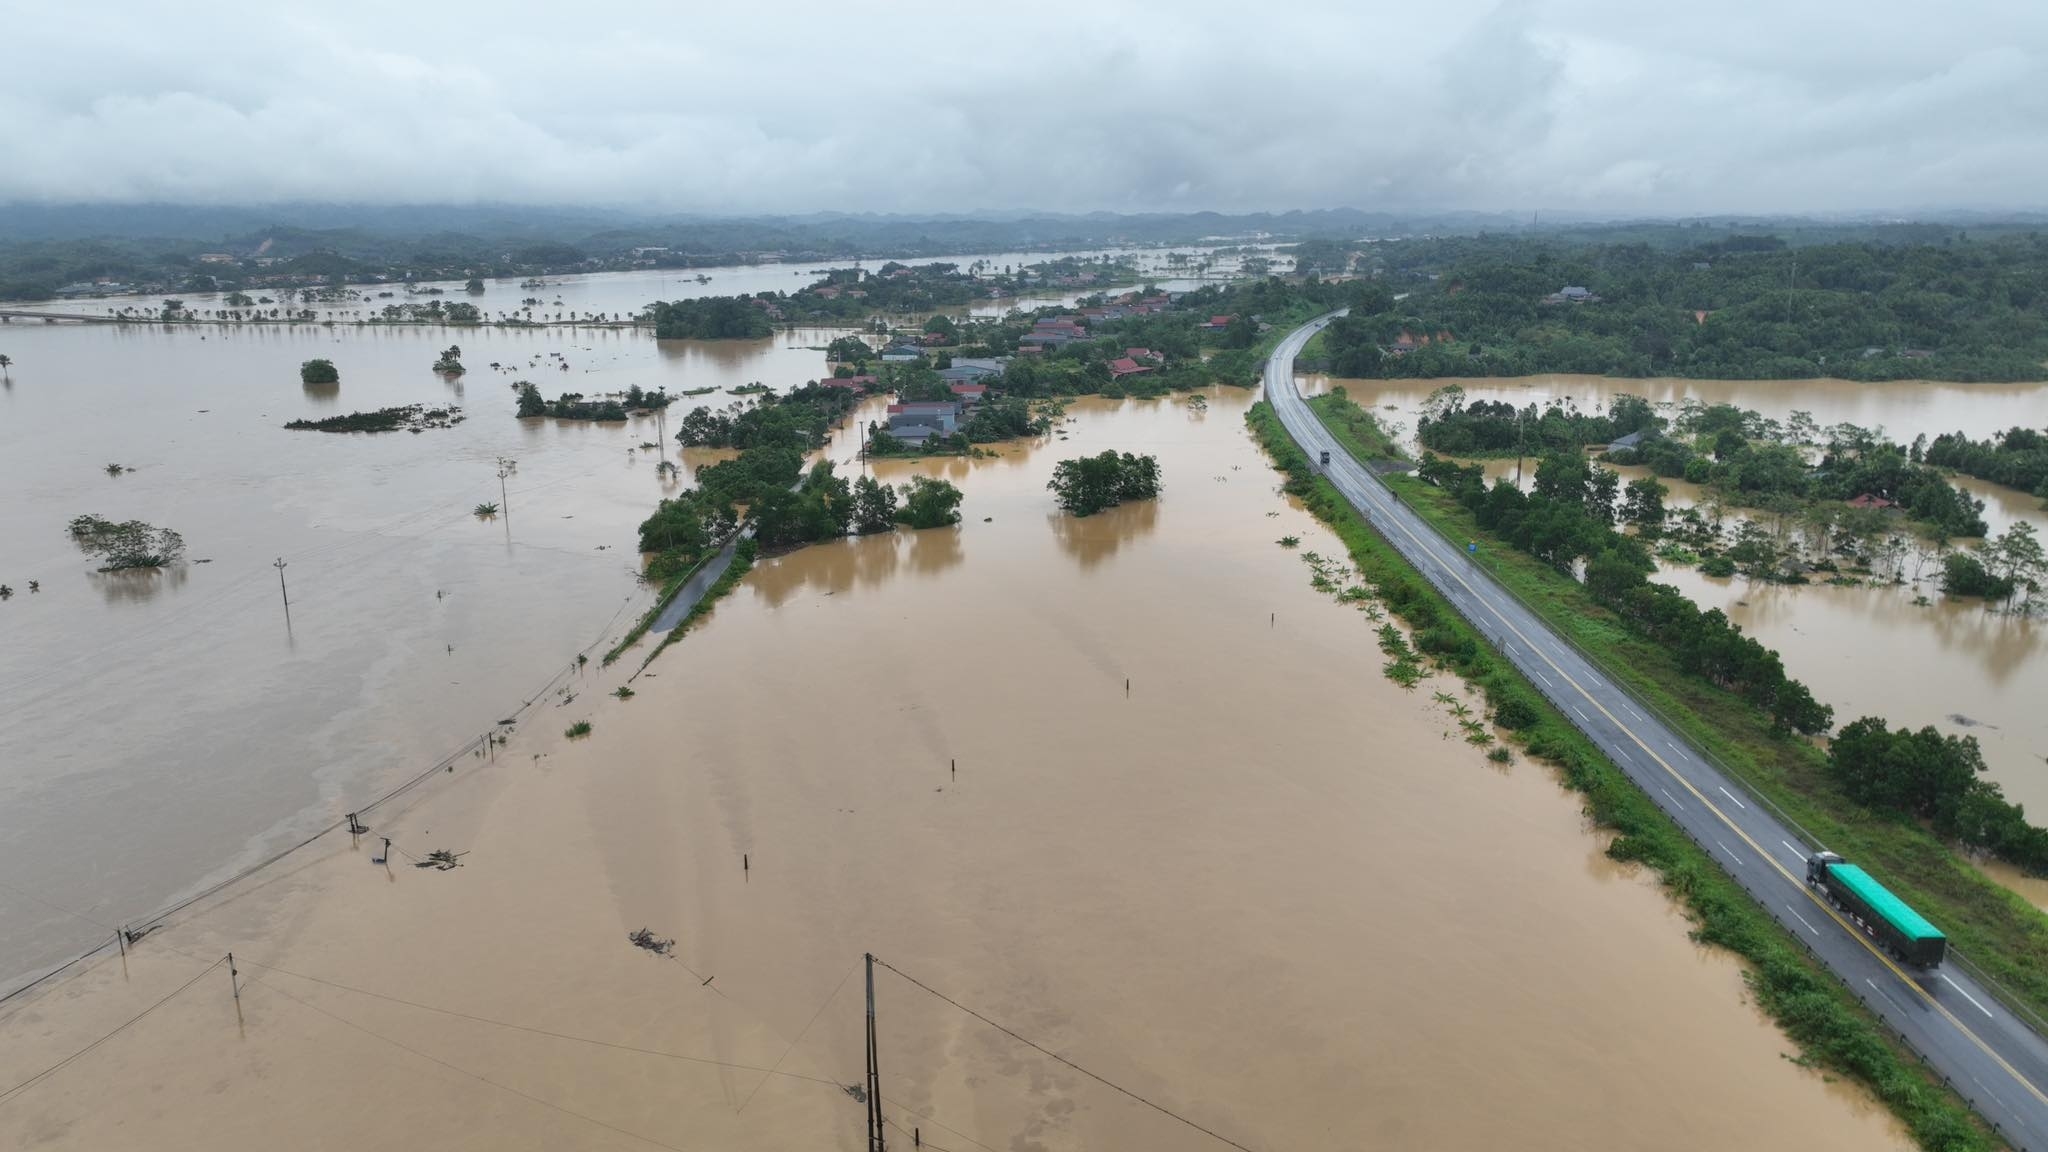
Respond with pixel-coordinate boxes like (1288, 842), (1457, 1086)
(1, 353), (14, 378)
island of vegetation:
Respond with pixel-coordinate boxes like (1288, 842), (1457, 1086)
(284, 404), (462, 433)
(516, 382), (674, 421)
(639, 381), (961, 591)
(298, 358), (339, 385)
(432, 345), (466, 375)
(1048, 451), (1162, 516)
(67, 515), (185, 571)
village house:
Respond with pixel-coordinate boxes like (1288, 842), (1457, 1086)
(819, 374), (877, 393)
(1108, 357), (1153, 380)
(938, 359), (1004, 385)
(880, 344), (925, 362)
(1197, 314), (1235, 331)
(949, 383), (989, 404)
(882, 400), (963, 445)
(1542, 286), (1600, 305)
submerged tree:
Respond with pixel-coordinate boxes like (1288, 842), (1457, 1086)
(1048, 451), (1162, 517)
(67, 514), (186, 570)
(896, 476), (964, 529)
(299, 358), (340, 385)
(433, 345), (466, 375)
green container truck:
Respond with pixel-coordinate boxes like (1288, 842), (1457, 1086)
(1805, 851), (1947, 969)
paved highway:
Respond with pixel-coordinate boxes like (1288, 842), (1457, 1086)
(1264, 314), (2048, 1145)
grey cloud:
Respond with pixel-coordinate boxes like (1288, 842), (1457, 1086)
(3, 0), (2045, 214)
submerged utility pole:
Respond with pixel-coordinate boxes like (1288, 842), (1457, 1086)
(866, 952), (885, 1152)
(496, 456), (517, 520)
(273, 557), (290, 618)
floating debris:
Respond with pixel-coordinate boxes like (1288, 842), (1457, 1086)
(414, 849), (465, 870)
(628, 927), (675, 955)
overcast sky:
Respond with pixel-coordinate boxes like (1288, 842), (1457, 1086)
(5, 0), (2046, 216)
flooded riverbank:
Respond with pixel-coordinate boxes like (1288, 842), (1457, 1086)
(0, 385), (1904, 1151)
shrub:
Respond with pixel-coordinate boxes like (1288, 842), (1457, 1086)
(299, 358), (339, 384)
(565, 721), (592, 739)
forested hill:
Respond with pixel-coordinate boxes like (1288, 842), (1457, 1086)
(1318, 233), (2048, 382)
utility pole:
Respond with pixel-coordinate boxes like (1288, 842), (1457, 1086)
(866, 952), (886, 1152)
(273, 557), (290, 614)
(496, 457), (517, 520)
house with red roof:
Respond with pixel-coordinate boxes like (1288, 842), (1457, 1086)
(1847, 493), (1897, 510)
(949, 383), (988, 404)
(1125, 348), (1159, 362)
(820, 374), (876, 392)
(1109, 357), (1153, 379)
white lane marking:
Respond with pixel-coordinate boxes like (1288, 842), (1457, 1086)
(1659, 786), (1682, 807)
(1572, 704), (1590, 723)
(1532, 667), (1554, 687)
(1786, 904), (1820, 935)
(1780, 840), (1804, 860)
(1940, 974), (1995, 1019)
(1717, 786), (1748, 810)
(1624, 704), (1646, 722)
(1714, 840), (1741, 864)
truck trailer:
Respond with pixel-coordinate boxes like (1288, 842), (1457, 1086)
(1805, 851), (1947, 969)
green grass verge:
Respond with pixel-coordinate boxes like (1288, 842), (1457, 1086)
(1248, 399), (1992, 1152)
(1301, 389), (2048, 1030)
(635, 538), (758, 672)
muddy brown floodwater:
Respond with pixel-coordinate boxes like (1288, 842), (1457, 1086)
(0, 387), (1904, 1151)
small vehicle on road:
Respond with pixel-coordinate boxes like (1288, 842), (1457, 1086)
(1318, 449), (1331, 468)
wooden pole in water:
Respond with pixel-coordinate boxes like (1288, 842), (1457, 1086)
(227, 953), (239, 1000)
(116, 927), (126, 959)
(866, 953), (885, 1152)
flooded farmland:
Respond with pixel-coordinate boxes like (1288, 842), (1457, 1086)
(0, 362), (1906, 1150)
(1309, 372), (2048, 824)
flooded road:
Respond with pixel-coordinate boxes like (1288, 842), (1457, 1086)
(1310, 373), (2048, 835)
(0, 386), (1904, 1150)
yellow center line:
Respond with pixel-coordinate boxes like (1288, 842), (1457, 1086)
(1284, 364), (2048, 1109)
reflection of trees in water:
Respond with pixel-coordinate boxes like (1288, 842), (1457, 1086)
(1725, 579), (2043, 688)
(905, 525), (963, 575)
(92, 564), (190, 604)
(746, 526), (966, 608)
(301, 380), (340, 406)
(1048, 499), (1160, 570)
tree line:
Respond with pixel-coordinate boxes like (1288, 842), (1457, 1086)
(1922, 426), (2048, 501)
(1310, 231), (2048, 382)
(1415, 450), (1834, 734)
(1829, 717), (2048, 876)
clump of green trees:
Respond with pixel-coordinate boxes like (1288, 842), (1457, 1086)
(1939, 522), (2044, 608)
(637, 383), (962, 575)
(1922, 426), (2048, 501)
(648, 297), (773, 339)
(432, 345), (465, 374)
(299, 358), (339, 385)
(285, 404), (461, 433)
(517, 382), (673, 421)
(67, 515), (186, 570)
(1599, 398), (1989, 540)
(1417, 387), (1661, 456)
(1048, 451), (1161, 517)
(1830, 716), (2048, 875)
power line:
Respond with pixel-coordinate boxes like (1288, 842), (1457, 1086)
(232, 955), (840, 1090)
(870, 956), (1265, 1152)
(0, 956), (225, 1107)
(254, 977), (692, 1152)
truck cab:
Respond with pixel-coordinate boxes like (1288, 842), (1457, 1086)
(1805, 850), (1842, 885)
(1318, 449), (1331, 467)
